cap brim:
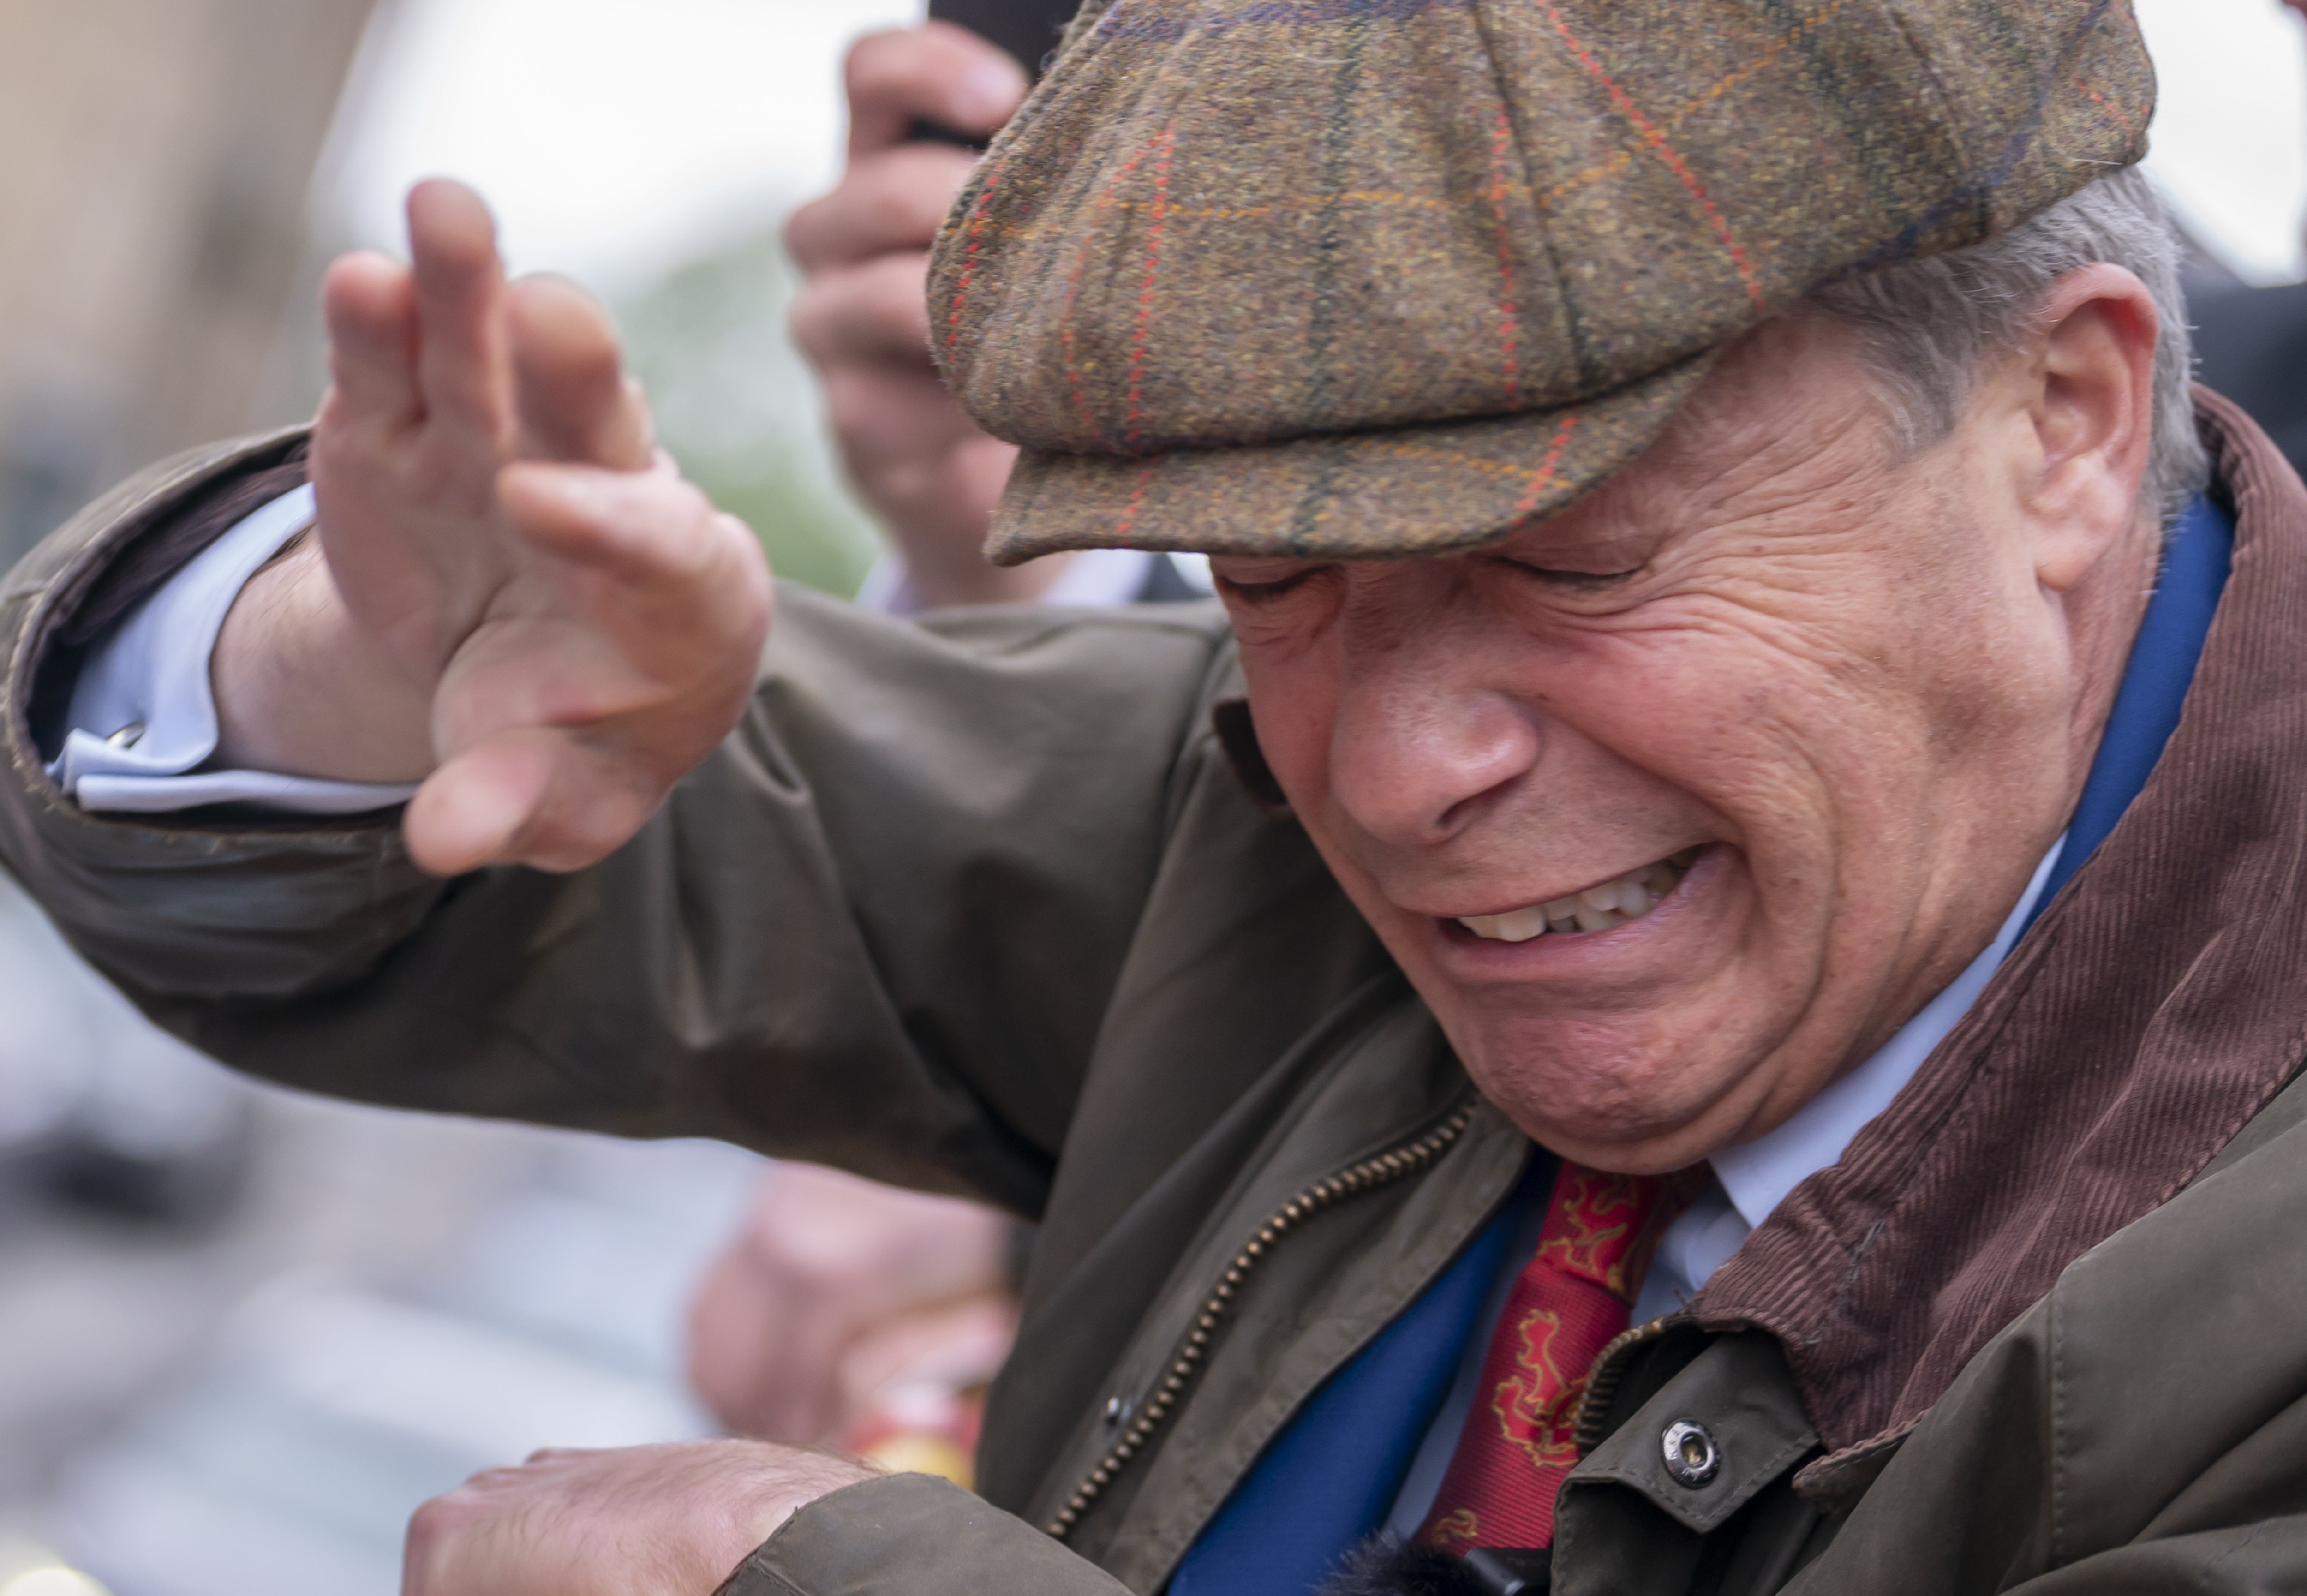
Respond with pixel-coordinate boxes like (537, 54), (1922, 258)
(985, 350), (1715, 566)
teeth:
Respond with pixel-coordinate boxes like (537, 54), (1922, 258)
(1457, 905), (1551, 943)
(1456, 849), (1700, 943)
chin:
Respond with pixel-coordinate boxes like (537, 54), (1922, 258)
(1449, 1015), (1754, 1169)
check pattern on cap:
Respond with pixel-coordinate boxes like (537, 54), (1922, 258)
(929, 0), (2153, 562)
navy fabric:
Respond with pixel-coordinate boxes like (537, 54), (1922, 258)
(1168, 494), (2232, 1596)
(2021, 493), (2235, 934)
(1167, 1153), (1554, 1596)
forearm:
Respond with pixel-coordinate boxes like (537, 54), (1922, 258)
(210, 530), (436, 781)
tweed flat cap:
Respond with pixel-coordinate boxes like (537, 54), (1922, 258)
(926, 0), (2154, 563)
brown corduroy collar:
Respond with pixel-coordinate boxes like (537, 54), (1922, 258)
(1694, 388), (2307, 1458)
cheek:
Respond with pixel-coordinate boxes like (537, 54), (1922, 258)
(1234, 645), (1344, 815)
(1518, 608), (1843, 829)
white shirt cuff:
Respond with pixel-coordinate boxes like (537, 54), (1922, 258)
(50, 484), (422, 816)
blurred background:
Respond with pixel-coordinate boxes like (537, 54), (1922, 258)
(0, 0), (2298, 1592)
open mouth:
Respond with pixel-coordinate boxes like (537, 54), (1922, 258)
(1452, 848), (1703, 943)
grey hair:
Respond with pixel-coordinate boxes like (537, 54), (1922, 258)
(1802, 166), (2210, 531)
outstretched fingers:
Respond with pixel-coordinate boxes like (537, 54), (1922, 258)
(406, 179), (513, 447)
(502, 469), (772, 725)
(507, 275), (654, 470)
(325, 181), (771, 878)
(322, 250), (421, 425)
(498, 461), (768, 609)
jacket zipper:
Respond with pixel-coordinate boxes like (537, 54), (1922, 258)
(1045, 1095), (1481, 1538)
(1571, 1311), (1686, 1454)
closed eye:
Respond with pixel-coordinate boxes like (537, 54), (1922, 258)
(1492, 556), (1644, 591)
(1214, 569), (1324, 605)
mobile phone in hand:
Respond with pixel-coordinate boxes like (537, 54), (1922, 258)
(913, 0), (1080, 147)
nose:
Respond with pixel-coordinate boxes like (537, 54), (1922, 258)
(1326, 620), (1542, 850)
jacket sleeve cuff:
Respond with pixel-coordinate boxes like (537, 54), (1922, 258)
(714, 1474), (1135, 1596)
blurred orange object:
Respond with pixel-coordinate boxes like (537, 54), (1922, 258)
(842, 1380), (988, 1488)
(832, 1291), (1016, 1486)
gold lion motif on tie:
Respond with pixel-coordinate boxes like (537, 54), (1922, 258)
(1488, 1306), (1586, 1471)
(1532, 1167), (1648, 1296)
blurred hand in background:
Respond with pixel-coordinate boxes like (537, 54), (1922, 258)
(688, 1162), (1018, 1476)
(785, 23), (1067, 608)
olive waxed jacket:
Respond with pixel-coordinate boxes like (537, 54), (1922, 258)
(5, 393), (2307, 1596)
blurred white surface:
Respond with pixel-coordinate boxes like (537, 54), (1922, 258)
(43, 1130), (759, 1596)
(0, 879), (227, 1159)
(0, 869), (761, 1596)
(320, 0), (924, 292)
(318, 0), (2307, 294)
(2137, 0), (2307, 283)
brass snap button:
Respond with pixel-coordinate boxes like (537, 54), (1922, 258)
(1662, 1419), (1719, 1487)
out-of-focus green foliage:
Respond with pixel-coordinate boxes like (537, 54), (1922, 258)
(617, 227), (878, 598)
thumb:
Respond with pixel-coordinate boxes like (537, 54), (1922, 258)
(403, 730), (559, 876)
(405, 729), (671, 876)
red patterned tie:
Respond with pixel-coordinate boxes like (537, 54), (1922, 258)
(1419, 1161), (1685, 1554)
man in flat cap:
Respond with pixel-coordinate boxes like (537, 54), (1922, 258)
(7, 1), (2306, 1593)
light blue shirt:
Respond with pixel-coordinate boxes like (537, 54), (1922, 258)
(50, 484), (420, 814)
(1638, 834), (2066, 1320)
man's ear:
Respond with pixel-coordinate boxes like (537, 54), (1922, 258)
(2010, 263), (2161, 593)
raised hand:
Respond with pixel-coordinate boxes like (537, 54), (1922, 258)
(785, 23), (1048, 608)
(213, 180), (772, 876)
